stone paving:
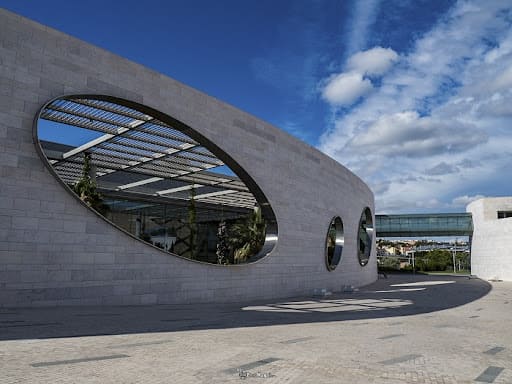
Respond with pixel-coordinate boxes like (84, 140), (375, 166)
(1, 274), (511, 383)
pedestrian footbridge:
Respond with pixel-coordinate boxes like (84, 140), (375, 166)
(375, 213), (473, 238)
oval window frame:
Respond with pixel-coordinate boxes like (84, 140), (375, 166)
(325, 216), (344, 271)
(33, 94), (278, 266)
(357, 207), (374, 267)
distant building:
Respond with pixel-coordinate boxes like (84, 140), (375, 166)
(467, 197), (512, 281)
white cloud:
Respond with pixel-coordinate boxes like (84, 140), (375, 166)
(451, 195), (485, 207)
(477, 95), (512, 117)
(485, 29), (512, 64)
(346, 0), (381, 55)
(425, 162), (459, 176)
(457, 159), (480, 169)
(489, 66), (512, 93)
(346, 111), (487, 158)
(318, 1), (512, 213)
(415, 198), (443, 210)
(347, 47), (399, 76)
(321, 71), (373, 106)
(320, 47), (399, 107)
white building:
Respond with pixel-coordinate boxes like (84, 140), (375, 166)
(467, 197), (512, 281)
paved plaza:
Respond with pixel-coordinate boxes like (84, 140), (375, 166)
(1, 274), (511, 383)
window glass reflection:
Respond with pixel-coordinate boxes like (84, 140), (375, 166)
(358, 207), (373, 266)
(326, 216), (344, 271)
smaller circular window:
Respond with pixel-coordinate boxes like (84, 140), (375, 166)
(358, 207), (374, 266)
(325, 216), (344, 271)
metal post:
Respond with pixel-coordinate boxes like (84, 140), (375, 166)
(469, 235), (472, 274)
(452, 238), (457, 274)
(412, 249), (415, 276)
(135, 217), (141, 238)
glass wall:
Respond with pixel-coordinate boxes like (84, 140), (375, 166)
(104, 196), (263, 264)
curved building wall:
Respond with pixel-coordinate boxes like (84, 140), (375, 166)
(0, 9), (376, 307)
(467, 197), (512, 281)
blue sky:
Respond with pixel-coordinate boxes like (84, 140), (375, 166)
(3, 0), (512, 213)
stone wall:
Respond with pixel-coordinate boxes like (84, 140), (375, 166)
(0, 9), (376, 307)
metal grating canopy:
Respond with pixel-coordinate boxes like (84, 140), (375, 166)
(39, 97), (257, 209)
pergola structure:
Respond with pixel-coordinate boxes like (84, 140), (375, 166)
(39, 97), (258, 212)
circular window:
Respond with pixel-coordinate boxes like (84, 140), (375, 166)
(358, 207), (374, 266)
(325, 216), (344, 271)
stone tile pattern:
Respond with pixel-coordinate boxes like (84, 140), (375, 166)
(0, 9), (376, 307)
(467, 197), (512, 281)
(1, 276), (511, 384)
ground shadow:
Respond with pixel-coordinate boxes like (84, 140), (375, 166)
(0, 274), (491, 341)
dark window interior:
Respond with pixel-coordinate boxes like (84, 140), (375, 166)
(497, 211), (512, 219)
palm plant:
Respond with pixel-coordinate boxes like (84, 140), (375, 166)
(229, 207), (266, 263)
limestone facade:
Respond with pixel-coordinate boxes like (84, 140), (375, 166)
(0, 9), (376, 307)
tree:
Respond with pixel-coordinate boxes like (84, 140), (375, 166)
(379, 257), (400, 270)
(414, 249), (452, 271)
(72, 153), (108, 215)
(216, 220), (229, 264)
